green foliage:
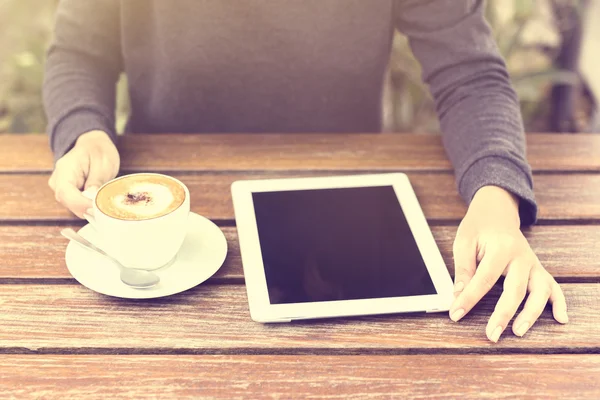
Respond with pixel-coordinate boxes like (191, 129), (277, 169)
(389, 0), (581, 133)
(0, 0), (585, 134)
(0, 0), (129, 134)
(0, 0), (57, 133)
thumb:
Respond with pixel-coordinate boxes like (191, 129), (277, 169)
(84, 155), (118, 191)
(84, 171), (111, 192)
(81, 186), (99, 201)
(452, 235), (477, 297)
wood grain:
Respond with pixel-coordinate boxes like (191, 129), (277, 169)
(1, 355), (599, 399)
(0, 225), (240, 281)
(1, 173), (600, 222)
(1, 133), (599, 172)
(1, 133), (597, 398)
(1, 225), (599, 281)
(0, 284), (597, 351)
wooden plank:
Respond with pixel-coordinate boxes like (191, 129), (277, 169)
(0, 134), (54, 172)
(1, 133), (599, 172)
(1, 355), (599, 399)
(0, 284), (597, 351)
(0, 225), (240, 282)
(1, 173), (599, 222)
(1, 225), (599, 281)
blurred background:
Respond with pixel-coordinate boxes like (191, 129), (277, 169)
(0, 0), (598, 135)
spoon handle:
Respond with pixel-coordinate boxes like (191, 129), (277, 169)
(60, 228), (122, 270)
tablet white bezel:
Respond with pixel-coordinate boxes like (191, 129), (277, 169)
(231, 173), (454, 323)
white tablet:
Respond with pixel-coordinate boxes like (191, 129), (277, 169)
(231, 173), (453, 323)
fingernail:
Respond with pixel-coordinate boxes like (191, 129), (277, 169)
(559, 310), (569, 324)
(82, 187), (99, 200)
(86, 208), (94, 216)
(490, 326), (503, 343)
(516, 322), (530, 337)
(450, 308), (465, 322)
(454, 281), (464, 293)
(83, 187), (98, 194)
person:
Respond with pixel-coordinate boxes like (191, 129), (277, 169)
(43, 0), (568, 342)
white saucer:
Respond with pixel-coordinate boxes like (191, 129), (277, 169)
(65, 212), (228, 299)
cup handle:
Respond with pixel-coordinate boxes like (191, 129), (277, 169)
(82, 187), (97, 201)
(83, 212), (99, 231)
(81, 187), (99, 230)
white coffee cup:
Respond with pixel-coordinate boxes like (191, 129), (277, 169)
(84, 173), (191, 271)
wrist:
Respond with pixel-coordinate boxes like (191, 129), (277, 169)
(73, 130), (120, 168)
(75, 130), (113, 147)
(471, 185), (521, 225)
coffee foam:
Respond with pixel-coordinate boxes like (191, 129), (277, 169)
(112, 182), (175, 218)
(96, 174), (186, 221)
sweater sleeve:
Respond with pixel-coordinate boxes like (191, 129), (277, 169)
(43, 0), (122, 161)
(395, 0), (538, 226)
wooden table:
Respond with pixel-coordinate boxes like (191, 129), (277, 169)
(1, 133), (599, 399)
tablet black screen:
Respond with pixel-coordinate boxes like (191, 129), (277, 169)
(252, 185), (437, 304)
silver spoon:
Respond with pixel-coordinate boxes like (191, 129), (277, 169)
(61, 228), (160, 289)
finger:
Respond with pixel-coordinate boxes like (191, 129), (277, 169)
(511, 266), (553, 337)
(549, 279), (569, 324)
(50, 148), (82, 192)
(48, 172), (56, 190)
(84, 152), (117, 191)
(485, 259), (531, 342)
(54, 178), (92, 219)
(450, 245), (510, 322)
(82, 187), (98, 200)
(452, 236), (477, 296)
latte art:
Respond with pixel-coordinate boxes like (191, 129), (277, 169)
(96, 175), (186, 221)
(113, 182), (175, 218)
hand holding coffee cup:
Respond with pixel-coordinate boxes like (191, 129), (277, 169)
(49, 130), (120, 218)
(85, 173), (190, 271)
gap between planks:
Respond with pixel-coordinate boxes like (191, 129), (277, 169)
(3, 169), (600, 175)
(0, 277), (598, 285)
(0, 346), (599, 356)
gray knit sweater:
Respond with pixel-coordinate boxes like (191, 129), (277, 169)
(43, 0), (537, 225)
